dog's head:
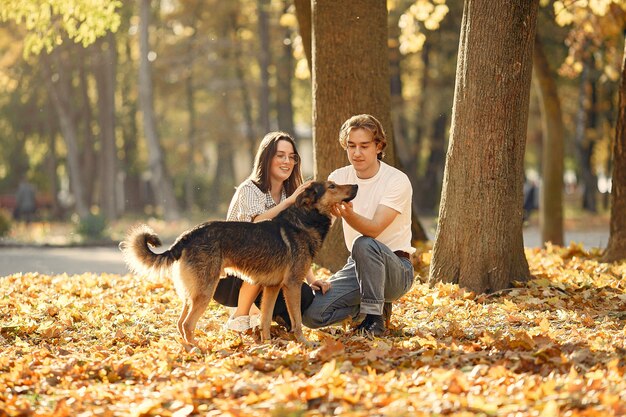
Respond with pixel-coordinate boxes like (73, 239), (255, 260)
(296, 181), (358, 215)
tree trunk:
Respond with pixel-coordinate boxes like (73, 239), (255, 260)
(294, 0), (312, 73)
(276, 0), (296, 137)
(184, 8), (201, 212)
(43, 52), (90, 219)
(419, 114), (447, 214)
(603, 37), (626, 262)
(120, 35), (143, 213)
(78, 55), (98, 207)
(429, 0), (537, 293)
(96, 33), (119, 220)
(257, 0), (272, 133)
(138, 0), (180, 220)
(533, 35), (564, 246)
(575, 57), (598, 213)
(311, 0), (394, 271)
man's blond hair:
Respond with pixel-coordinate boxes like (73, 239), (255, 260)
(338, 114), (387, 160)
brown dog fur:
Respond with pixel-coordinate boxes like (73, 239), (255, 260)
(120, 181), (357, 346)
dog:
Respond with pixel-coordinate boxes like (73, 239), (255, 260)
(120, 181), (358, 346)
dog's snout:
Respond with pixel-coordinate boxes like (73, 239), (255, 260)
(344, 184), (358, 202)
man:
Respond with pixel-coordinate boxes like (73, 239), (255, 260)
(303, 114), (415, 336)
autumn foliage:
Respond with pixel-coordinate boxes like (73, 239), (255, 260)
(1, 244), (625, 416)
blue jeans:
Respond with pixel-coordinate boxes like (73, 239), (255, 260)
(303, 236), (414, 328)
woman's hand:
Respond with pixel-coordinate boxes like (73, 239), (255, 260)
(309, 279), (331, 294)
(287, 179), (313, 205)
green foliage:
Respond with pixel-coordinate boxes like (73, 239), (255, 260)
(1, 0), (122, 57)
(0, 209), (12, 237)
(75, 213), (108, 240)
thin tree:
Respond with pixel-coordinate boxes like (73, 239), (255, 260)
(138, 0), (180, 220)
(257, 0), (272, 133)
(429, 0), (539, 293)
(533, 34), (564, 246)
(96, 33), (119, 220)
(42, 50), (90, 218)
(603, 36), (626, 262)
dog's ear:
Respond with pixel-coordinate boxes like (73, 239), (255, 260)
(296, 182), (323, 208)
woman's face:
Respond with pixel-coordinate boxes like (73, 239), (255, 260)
(269, 139), (298, 185)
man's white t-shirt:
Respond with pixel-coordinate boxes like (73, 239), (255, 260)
(329, 161), (415, 254)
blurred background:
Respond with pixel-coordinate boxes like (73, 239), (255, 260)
(0, 0), (621, 244)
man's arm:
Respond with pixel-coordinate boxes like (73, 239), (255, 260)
(333, 202), (398, 238)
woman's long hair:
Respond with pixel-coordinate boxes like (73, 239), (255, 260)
(249, 131), (303, 196)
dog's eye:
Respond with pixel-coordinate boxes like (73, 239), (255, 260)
(329, 184), (335, 189)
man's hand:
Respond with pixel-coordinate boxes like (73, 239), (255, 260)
(331, 201), (354, 219)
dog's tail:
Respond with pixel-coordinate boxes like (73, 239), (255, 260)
(119, 224), (177, 277)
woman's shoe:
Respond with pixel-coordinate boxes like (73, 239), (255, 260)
(223, 314), (251, 332)
(249, 314), (261, 329)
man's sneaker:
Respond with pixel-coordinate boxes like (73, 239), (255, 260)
(354, 314), (386, 337)
(383, 302), (393, 328)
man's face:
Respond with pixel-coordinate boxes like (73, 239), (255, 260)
(346, 128), (381, 178)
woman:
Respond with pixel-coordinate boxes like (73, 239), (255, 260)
(213, 131), (330, 332)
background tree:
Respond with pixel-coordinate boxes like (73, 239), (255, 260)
(138, 0), (180, 220)
(429, 0), (539, 293)
(603, 35), (626, 262)
(533, 34), (564, 245)
(1, 0), (121, 56)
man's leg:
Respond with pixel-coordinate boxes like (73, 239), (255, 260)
(302, 259), (361, 329)
(351, 236), (414, 334)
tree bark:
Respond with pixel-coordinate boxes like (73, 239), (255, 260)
(603, 37), (626, 262)
(311, 0), (394, 271)
(96, 33), (119, 220)
(533, 35), (564, 246)
(429, 0), (537, 293)
(138, 0), (180, 220)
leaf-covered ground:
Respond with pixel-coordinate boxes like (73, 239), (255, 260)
(1, 243), (625, 417)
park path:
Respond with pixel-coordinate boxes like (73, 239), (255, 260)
(0, 224), (610, 277)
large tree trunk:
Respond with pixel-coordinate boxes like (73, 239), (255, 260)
(429, 0), (537, 293)
(96, 33), (119, 220)
(257, 0), (272, 133)
(533, 35), (564, 245)
(138, 0), (180, 220)
(311, 0), (394, 271)
(603, 37), (626, 262)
